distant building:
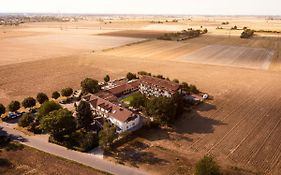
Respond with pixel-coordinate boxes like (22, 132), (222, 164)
(139, 75), (181, 97)
(83, 94), (142, 133)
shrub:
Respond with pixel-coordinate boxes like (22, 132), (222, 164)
(61, 88), (73, 98)
(8, 101), (20, 112)
(126, 72), (137, 81)
(52, 91), (60, 99)
(18, 113), (34, 127)
(240, 29), (255, 38)
(104, 75), (110, 82)
(0, 103), (5, 116)
(195, 156), (221, 175)
(36, 92), (49, 104)
(189, 84), (200, 94)
(22, 97), (36, 109)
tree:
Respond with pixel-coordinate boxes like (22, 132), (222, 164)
(40, 109), (76, 141)
(181, 82), (189, 92)
(52, 91), (60, 99)
(172, 79), (179, 83)
(195, 156), (221, 175)
(189, 84), (200, 94)
(99, 122), (117, 150)
(8, 101), (20, 112)
(37, 101), (62, 120)
(18, 113), (34, 127)
(145, 96), (177, 125)
(0, 103), (5, 116)
(130, 92), (147, 108)
(76, 101), (93, 130)
(22, 97), (36, 109)
(104, 75), (110, 82)
(36, 92), (49, 104)
(203, 28), (208, 33)
(81, 78), (100, 94)
(61, 88), (73, 98)
(126, 72), (137, 81)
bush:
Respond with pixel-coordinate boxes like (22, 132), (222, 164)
(61, 88), (73, 97)
(8, 101), (20, 112)
(52, 91), (60, 99)
(18, 113), (34, 127)
(22, 97), (36, 109)
(104, 75), (110, 82)
(36, 92), (49, 104)
(189, 84), (200, 94)
(126, 72), (137, 81)
(240, 29), (255, 38)
(195, 156), (221, 175)
(0, 103), (5, 116)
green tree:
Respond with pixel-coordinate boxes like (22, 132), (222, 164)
(37, 101), (62, 120)
(40, 109), (76, 141)
(145, 96), (177, 124)
(52, 91), (60, 99)
(61, 88), (73, 98)
(181, 82), (189, 91)
(126, 72), (137, 81)
(81, 78), (100, 94)
(98, 122), (117, 150)
(22, 97), (36, 109)
(195, 156), (221, 175)
(0, 103), (5, 116)
(130, 92), (146, 108)
(76, 101), (93, 130)
(8, 101), (20, 112)
(36, 92), (49, 104)
(18, 113), (34, 127)
(104, 75), (110, 82)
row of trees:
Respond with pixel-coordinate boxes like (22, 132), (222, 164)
(240, 29), (255, 38)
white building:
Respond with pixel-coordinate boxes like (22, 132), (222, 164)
(139, 75), (181, 97)
(83, 94), (142, 133)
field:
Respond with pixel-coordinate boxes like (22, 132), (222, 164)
(0, 142), (108, 175)
(1, 16), (281, 175)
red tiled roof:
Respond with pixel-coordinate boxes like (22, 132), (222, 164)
(94, 91), (118, 102)
(83, 94), (133, 123)
(139, 75), (180, 93)
(108, 80), (140, 96)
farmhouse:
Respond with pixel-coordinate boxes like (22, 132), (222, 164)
(139, 75), (181, 97)
(107, 79), (140, 97)
(83, 94), (141, 133)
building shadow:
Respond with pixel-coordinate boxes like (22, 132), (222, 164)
(194, 102), (217, 112)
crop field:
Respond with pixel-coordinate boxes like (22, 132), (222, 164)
(1, 17), (281, 175)
(181, 44), (275, 69)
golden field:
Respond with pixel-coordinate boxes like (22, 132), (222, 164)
(1, 16), (281, 175)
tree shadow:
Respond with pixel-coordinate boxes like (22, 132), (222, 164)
(194, 102), (217, 112)
(113, 141), (169, 168)
(174, 110), (225, 134)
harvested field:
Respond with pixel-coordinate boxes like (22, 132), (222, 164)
(1, 18), (281, 175)
(0, 33), (144, 66)
(181, 44), (275, 69)
(101, 40), (205, 60)
(0, 143), (107, 175)
(99, 30), (166, 38)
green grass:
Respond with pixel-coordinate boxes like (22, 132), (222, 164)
(121, 95), (135, 105)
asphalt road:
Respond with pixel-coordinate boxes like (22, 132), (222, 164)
(0, 123), (148, 175)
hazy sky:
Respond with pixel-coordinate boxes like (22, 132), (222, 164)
(0, 0), (280, 15)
